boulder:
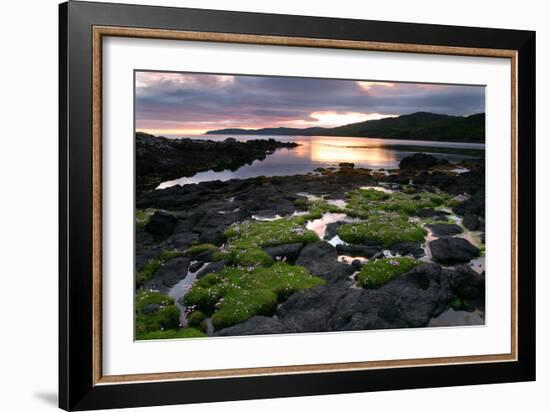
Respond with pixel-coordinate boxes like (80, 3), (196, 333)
(399, 153), (438, 170)
(429, 238), (480, 264)
(296, 242), (354, 283)
(277, 285), (349, 333)
(215, 316), (292, 336)
(425, 223), (463, 237)
(188, 261), (203, 273)
(295, 242), (338, 276)
(335, 243), (381, 258)
(144, 256), (190, 292)
(145, 211), (177, 237)
(333, 263), (454, 330)
(389, 242), (425, 258)
(462, 213), (481, 231)
(447, 264), (485, 299)
(415, 208), (450, 220)
(263, 243), (304, 262)
(195, 259), (228, 279)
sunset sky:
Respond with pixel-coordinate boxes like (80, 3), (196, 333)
(135, 71), (485, 136)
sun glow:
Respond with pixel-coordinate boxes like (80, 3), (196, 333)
(309, 111), (396, 127)
(138, 128), (208, 136)
(356, 81), (395, 91)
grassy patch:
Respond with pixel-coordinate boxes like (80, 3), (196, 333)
(357, 257), (419, 288)
(214, 247), (274, 267)
(135, 290), (181, 338)
(137, 327), (207, 340)
(185, 243), (218, 255)
(136, 250), (183, 286)
(337, 212), (427, 247)
(224, 217), (319, 249)
(184, 263), (325, 331)
(186, 310), (206, 328)
(344, 188), (450, 218)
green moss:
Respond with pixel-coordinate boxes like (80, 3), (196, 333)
(135, 290), (182, 337)
(136, 250), (183, 286)
(186, 310), (206, 327)
(344, 188), (450, 218)
(185, 263), (325, 330)
(137, 327), (207, 340)
(304, 200), (344, 219)
(136, 208), (156, 230)
(357, 257), (419, 288)
(185, 243), (218, 255)
(224, 217), (319, 249)
(294, 198), (309, 208)
(215, 247), (274, 267)
(337, 212), (427, 247)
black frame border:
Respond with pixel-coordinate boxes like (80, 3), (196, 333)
(59, 1), (536, 410)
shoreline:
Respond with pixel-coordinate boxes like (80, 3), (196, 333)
(135, 152), (486, 340)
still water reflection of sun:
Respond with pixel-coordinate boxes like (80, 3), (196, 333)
(297, 136), (396, 167)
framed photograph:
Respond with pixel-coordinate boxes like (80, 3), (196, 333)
(59, 1), (536, 410)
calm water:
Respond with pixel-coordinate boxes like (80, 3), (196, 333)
(157, 135), (485, 189)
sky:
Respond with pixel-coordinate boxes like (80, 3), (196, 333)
(135, 71), (485, 136)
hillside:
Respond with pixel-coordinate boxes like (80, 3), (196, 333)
(206, 112), (485, 143)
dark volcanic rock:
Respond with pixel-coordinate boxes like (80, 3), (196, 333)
(324, 222), (345, 240)
(136, 248), (160, 272)
(399, 153), (438, 170)
(277, 285), (349, 333)
(335, 243), (382, 258)
(136, 132), (299, 192)
(425, 223), (463, 237)
(296, 242), (338, 276)
(453, 191), (485, 216)
(415, 208), (451, 220)
(263, 243), (304, 262)
(389, 242), (425, 258)
(160, 232), (199, 250)
(145, 211), (177, 238)
(144, 256), (190, 292)
(188, 261), (203, 273)
(295, 242), (354, 283)
(215, 316), (292, 336)
(429, 238), (480, 264)
(462, 213), (481, 230)
(196, 259), (228, 279)
(276, 263), (455, 333)
(335, 263), (454, 330)
(448, 264), (485, 299)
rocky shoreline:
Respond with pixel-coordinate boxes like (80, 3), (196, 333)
(136, 132), (299, 192)
(135, 149), (486, 340)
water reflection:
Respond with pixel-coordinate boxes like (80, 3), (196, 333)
(156, 134), (484, 189)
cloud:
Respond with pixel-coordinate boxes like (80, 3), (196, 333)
(135, 71), (484, 135)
